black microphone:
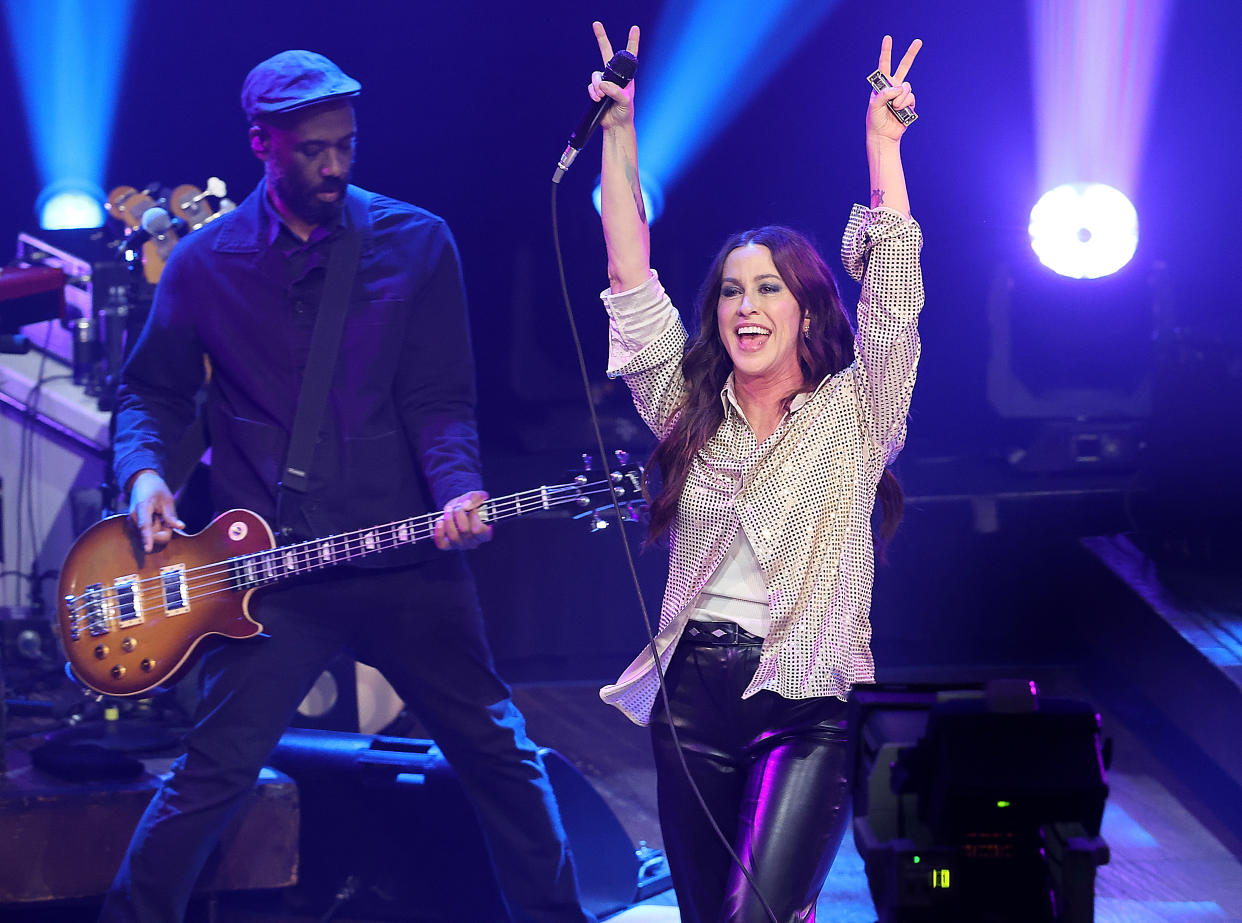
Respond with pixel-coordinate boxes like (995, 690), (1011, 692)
(553, 50), (638, 183)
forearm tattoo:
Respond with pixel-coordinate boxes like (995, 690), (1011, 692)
(627, 161), (648, 225)
(871, 188), (885, 208)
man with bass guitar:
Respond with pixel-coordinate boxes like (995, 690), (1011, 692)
(99, 49), (594, 923)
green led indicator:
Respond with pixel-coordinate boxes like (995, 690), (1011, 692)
(912, 856), (920, 864)
(997, 800), (1011, 808)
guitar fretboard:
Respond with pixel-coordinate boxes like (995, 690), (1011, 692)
(229, 482), (593, 589)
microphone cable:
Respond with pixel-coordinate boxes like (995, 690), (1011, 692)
(550, 179), (780, 923)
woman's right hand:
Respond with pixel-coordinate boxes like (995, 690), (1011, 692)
(590, 21), (640, 131)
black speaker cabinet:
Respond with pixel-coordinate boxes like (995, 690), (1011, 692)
(269, 728), (638, 921)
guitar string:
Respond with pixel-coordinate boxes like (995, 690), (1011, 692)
(65, 482), (599, 612)
(65, 484), (606, 619)
(64, 481), (630, 625)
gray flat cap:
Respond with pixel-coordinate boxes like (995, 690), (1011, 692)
(241, 50), (361, 121)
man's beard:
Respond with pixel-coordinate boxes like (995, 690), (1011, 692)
(272, 169), (348, 226)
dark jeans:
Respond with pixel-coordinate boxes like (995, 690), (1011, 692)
(650, 635), (852, 923)
(99, 555), (592, 923)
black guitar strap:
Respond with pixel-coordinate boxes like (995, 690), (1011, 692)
(276, 193), (365, 535)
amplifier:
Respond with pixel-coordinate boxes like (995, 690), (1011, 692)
(14, 230), (133, 367)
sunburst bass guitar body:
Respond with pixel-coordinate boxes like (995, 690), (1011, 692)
(57, 510), (274, 696)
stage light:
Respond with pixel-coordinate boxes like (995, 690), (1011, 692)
(38, 183), (105, 230)
(591, 172), (665, 224)
(1029, 183), (1137, 279)
(1026, 0), (1170, 274)
(622, 0), (840, 211)
(5, 0), (135, 229)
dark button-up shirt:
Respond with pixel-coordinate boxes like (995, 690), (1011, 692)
(113, 180), (481, 566)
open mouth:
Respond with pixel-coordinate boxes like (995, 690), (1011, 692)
(735, 324), (771, 351)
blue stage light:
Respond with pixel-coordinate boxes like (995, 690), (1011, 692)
(592, 172), (665, 225)
(1028, 183), (1137, 279)
(38, 183), (106, 230)
(591, 0), (840, 219)
(5, 0), (136, 229)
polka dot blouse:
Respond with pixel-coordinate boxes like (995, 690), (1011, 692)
(598, 205), (924, 726)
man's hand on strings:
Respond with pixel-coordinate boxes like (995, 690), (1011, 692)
(434, 490), (493, 551)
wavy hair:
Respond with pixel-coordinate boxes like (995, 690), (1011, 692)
(644, 226), (903, 555)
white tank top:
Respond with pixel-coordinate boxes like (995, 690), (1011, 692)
(690, 528), (771, 637)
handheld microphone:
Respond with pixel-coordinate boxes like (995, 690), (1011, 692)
(553, 50), (638, 183)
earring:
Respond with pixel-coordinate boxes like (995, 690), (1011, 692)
(801, 317), (811, 339)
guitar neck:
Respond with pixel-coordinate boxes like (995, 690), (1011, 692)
(230, 481), (609, 589)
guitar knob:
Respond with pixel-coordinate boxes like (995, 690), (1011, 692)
(110, 664), (127, 680)
(141, 659), (155, 673)
(121, 637), (137, 652)
(94, 644), (109, 660)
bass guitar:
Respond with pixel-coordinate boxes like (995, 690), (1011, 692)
(57, 462), (644, 697)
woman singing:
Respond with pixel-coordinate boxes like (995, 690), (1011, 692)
(589, 22), (925, 923)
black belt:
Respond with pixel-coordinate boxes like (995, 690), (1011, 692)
(683, 621), (765, 646)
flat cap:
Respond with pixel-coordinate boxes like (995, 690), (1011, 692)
(241, 50), (361, 122)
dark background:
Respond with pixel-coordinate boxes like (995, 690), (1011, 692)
(3, 0), (1240, 682)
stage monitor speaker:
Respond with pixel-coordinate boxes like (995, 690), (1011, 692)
(850, 681), (1111, 923)
(268, 727), (639, 921)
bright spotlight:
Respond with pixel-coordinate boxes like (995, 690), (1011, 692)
(38, 184), (105, 230)
(1028, 183), (1137, 279)
(6, 0), (135, 231)
(592, 172), (665, 225)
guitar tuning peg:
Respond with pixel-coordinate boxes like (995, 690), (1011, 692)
(626, 502), (641, 522)
(614, 449), (629, 464)
(589, 511), (610, 533)
(581, 453), (594, 471)
(205, 176), (227, 198)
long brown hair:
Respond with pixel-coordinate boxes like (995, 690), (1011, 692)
(645, 226), (903, 553)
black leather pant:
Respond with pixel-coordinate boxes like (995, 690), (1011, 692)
(649, 632), (852, 923)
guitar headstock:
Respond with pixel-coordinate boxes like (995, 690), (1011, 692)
(106, 183), (179, 285)
(105, 178), (233, 284)
(170, 177), (233, 231)
(567, 450), (647, 532)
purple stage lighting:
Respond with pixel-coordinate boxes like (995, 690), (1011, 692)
(1028, 183), (1138, 280)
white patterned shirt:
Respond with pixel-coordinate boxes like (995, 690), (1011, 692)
(598, 205), (924, 726)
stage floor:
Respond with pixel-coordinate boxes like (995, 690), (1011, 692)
(512, 671), (1242, 923)
(2, 665), (1240, 922)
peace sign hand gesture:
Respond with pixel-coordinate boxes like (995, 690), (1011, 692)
(867, 35), (922, 144)
(589, 21), (640, 132)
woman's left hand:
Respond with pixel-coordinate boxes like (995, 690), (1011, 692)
(867, 35), (922, 144)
